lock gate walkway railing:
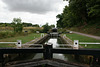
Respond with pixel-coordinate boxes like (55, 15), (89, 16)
(0, 44), (100, 67)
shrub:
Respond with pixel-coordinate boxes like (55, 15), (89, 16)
(0, 31), (15, 39)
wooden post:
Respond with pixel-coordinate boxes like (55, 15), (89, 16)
(43, 43), (53, 59)
(89, 57), (92, 65)
(92, 55), (99, 67)
(0, 54), (4, 67)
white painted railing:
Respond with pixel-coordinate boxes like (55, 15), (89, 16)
(0, 42), (17, 44)
(0, 40), (22, 48)
(73, 40), (100, 49)
(79, 42), (100, 44)
(58, 44), (73, 47)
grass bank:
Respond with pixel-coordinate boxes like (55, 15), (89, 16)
(0, 33), (41, 47)
(68, 24), (100, 36)
(0, 27), (43, 39)
(66, 33), (100, 48)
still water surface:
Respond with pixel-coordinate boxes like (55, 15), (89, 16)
(33, 37), (68, 61)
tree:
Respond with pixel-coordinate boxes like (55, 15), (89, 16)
(60, 0), (100, 28)
(87, 0), (100, 17)
(42, 23), (50, 33)
(87, 0), (100, 24)
(56, 14), (64, 28)
(12, 18), (23, 33)
(49, 24), (55, 28)
(0, 23), (11, 27)
(22, 23), (32, 27)
(32, 24), (39, 27)
(69, 0), (88, 25)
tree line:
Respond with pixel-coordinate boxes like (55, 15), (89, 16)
(0, 22), (39, 27)
(57, 0), (100, 28)
(0, 18), (55, 33)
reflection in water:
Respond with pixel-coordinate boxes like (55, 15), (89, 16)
(53, 54), (68, 61)
(47, 38), (58, 48)
(33, 53), (43, 59)
(47, 38), (68, 61)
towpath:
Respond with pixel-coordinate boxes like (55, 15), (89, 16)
(67, 30), (100, 40)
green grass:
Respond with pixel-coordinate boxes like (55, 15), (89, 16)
(0, 33), (41, 47)
(0, 44), (15, 48)
(66, 33), (100, 48)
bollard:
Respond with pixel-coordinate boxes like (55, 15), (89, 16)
(73, 40), (79, 49)
(16, 40), (22, 48)
(43, 43), (53, 59)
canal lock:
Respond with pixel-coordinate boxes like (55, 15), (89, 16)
(1, 33), (99, 67)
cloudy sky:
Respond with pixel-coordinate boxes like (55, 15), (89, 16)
(0, 0), (68, 26)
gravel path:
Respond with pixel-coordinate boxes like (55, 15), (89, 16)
(67, 30), (100, 40)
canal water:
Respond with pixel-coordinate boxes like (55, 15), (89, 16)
(32, 37), (90, 65)
(33, 37), (68, 61)
(10, 37), (69, 62)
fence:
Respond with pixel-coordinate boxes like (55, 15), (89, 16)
(73, 40), (100, 49)
(0, 40), (22, 48)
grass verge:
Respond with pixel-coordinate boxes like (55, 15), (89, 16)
(0, 33), (41, 47)
(66, 33), (100, 48)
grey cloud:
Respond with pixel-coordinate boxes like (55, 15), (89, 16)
(2, 0), (62, 14)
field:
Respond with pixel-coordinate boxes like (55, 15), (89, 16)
(66, 33), (100, 48)
(0, 33), (41, 47)
(0, 27), (43, 33)
(0, 27), (43, 39)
